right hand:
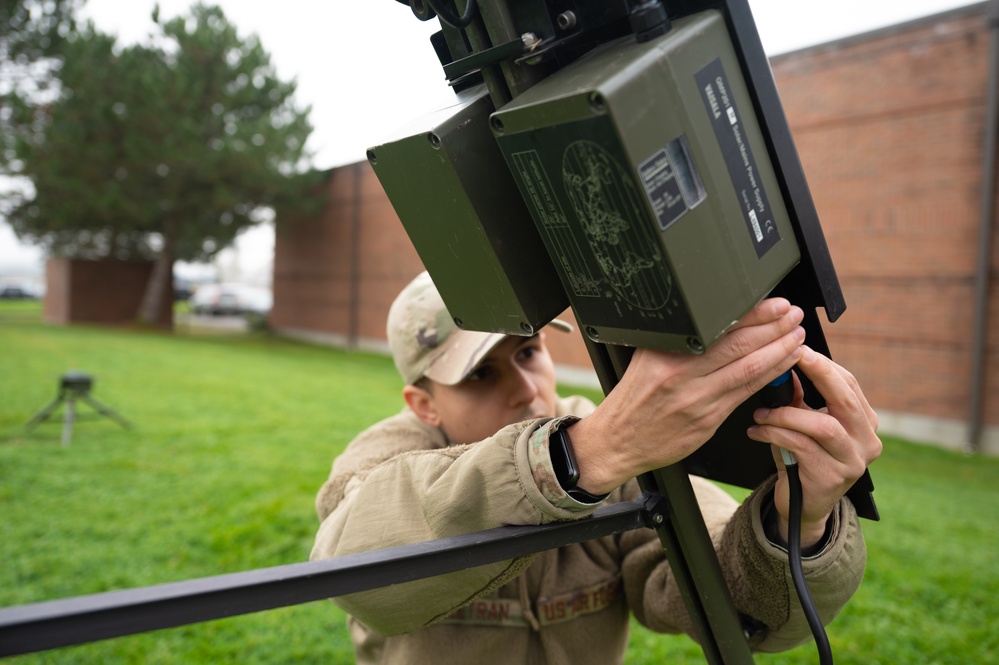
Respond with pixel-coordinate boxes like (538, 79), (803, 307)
(569, 298), (806, 495)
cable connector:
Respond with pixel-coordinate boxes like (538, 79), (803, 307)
(628, 0), (670, 43)
(760, 369), (794, 409)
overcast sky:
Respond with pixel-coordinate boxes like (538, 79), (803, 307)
(0, 0), (981, 278)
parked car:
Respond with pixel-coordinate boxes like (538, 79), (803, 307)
(188, 283), (272, 316)
(0, 284), (40, 299)
(173, 278), (195, 302)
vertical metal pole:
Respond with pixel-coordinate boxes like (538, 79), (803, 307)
(650, 466), (755, 663)
(967, 0), (999, 452)
(456, 0), (513, 106)
(475, 1), (549, 99)
(61, 395), (75, 446)
(586, 340), (755, 664)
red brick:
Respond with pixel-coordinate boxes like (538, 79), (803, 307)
(44, 258), (173, 328)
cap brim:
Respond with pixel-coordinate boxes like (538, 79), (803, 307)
(549, 318), (574, 334)
(422, 319), (573, 386)
(422, 329), (508, 386)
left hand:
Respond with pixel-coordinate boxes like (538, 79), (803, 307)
(747, 345), (882, 547)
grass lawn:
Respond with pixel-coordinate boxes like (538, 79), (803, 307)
(1, 301), (997, 664)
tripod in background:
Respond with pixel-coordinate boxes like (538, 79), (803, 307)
(25, 372), (132, 445)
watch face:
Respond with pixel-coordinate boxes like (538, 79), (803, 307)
(551, 420), (609, 503)
(551, 423), (581, 489)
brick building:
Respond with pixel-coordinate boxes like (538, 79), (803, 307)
(45, 258), (173, 328)
(272, 3), (998, 454)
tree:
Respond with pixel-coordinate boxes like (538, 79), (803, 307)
(0, 0), (79, 53)
(1, 0), (81, 177)
(3, 2), (319, 325)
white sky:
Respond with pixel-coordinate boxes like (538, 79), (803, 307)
(0, 0), (980, 280)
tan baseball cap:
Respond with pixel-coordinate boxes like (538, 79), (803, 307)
(387, 271), (572, 386)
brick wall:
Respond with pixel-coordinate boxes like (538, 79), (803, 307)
(271, 163), (415, 343)
(44, 258), (173, 328)
(272, 4), (998, 449)
(770, 4), (997, 440)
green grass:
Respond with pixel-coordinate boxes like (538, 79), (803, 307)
(1, 303), (997, 663)
(0, 298), (44, 321)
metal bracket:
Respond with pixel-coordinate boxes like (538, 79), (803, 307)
(639, 490), (670, 529)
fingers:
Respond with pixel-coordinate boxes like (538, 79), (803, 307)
(753, 406), (859, 470)
(789, 370), (806, 408)
(707, 312), (806, 402)
(751, 404), (870, 528)
(794, 347), (881, 460)
(726, 298), (792, 332)
(597, 299), (808, 478)
(747, 347), (883, 510)
(701, 300), (805, 375)
(829, 359), (879, 432)
(627, 298), (803, 396)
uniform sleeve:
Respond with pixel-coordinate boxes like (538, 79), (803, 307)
(310, 409), (602, 637)
(619, 475), (867, 652)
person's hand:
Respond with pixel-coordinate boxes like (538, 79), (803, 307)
(570, 298), (806, 495)
(747, 346), (882, 547)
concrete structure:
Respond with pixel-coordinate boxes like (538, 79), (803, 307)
(272, 3), (998, 454)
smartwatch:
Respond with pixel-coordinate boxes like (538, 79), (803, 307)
(548, 417), (609, 504)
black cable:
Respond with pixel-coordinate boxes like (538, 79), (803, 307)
(785, 460), (834, 665)
(763, 370), (834, 662)
(424, 0), (478, 29)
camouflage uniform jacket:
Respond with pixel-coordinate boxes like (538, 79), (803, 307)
(311, 396), (866, 664)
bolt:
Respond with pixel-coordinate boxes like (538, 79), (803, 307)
(686, 337), (705, 353)
(556, 11), (577, 31)
(589, 92), (606, 113)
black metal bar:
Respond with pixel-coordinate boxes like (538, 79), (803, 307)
(637, 470), (727, 662)
(442, 35), (525, 79)
(651, 466), (755, 663)
(592, 344), (754, 664)
(0, 499), (649, 657)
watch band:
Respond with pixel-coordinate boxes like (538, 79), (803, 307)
(548, 417), (609, 504)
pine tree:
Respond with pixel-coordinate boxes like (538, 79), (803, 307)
(3, 3), (319, 325)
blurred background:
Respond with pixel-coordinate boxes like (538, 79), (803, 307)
(1, 1), (997, 663)
(2, 0), (994, 452)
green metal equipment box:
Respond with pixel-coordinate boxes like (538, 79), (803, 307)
(491, 10), (800, 352)
(367, 87), (569, 336)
